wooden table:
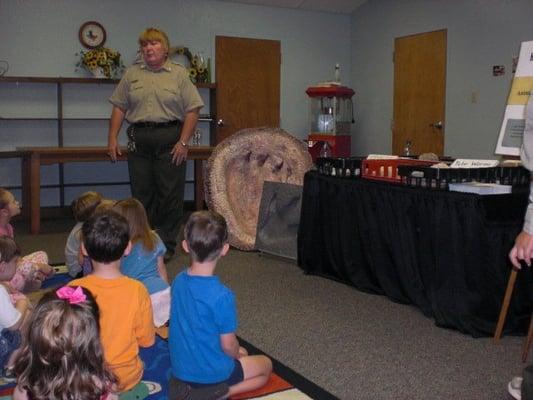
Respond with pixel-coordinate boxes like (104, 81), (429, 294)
(18, 146), (214, 234)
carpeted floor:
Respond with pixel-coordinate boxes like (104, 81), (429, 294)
(11, 217), (528, 399)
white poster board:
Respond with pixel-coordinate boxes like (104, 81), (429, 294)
(495, 41), (533, 156)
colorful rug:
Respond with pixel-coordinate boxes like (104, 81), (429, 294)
(1, 335), (337, 400)
(138, 336), (339, 400)
(0, 271), (338, 400)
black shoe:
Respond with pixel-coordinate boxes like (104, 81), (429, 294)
(168, 377), (229, 400)
(164, 250), (175, 263)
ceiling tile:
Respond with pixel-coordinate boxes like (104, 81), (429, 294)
(215, 0), (303, 9)
(300, 0), (366, 14)
(213, 0), (367, 14)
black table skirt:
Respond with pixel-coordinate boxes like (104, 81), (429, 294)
(297, 171), (533, 337)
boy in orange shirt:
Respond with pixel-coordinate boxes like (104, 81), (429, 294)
(71, 210), (155, 397)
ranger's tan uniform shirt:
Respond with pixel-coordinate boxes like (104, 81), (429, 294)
(109, 60), (204, 123)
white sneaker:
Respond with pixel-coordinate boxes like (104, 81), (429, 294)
(508, 376), (523, 400)
(141, 381), (162, 395)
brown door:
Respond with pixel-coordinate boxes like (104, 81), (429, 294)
(215, 36), (281, 143)
(393, 29), (447, 156)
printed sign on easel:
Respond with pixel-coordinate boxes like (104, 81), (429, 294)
(495, 40), (533, 156)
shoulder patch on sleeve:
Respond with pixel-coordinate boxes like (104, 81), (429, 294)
(170, 61), (187, 69)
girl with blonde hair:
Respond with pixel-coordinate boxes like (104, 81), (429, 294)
(0, 188), (53, 292)
(113, 198), (170, 328)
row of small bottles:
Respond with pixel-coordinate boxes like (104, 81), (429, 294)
(321, 141), (412, 158)
(315, 155), (362, 178)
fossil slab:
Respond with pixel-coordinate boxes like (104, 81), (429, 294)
(204, 127), (313, 250)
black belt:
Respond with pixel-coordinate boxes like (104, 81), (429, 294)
(132, 120), (180, 128)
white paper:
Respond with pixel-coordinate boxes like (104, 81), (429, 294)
(450, 159), (500, 168)
(495, 40), (533, 156)
(449, 182), (512, 194)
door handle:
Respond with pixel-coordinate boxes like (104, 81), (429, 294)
(216, 118), (225, 127)
(429, 121), (443, 129)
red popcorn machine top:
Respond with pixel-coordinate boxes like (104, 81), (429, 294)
(306, 84), (355, 160)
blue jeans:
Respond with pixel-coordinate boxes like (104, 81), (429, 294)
(0, 329), (21, 369)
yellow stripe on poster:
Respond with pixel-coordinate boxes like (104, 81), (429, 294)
(507, 77), (533, 105)
(496, 40), (533, 155)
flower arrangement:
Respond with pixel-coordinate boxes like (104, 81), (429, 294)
(171, 46), (210, 83)
(76, 47), (125, 79)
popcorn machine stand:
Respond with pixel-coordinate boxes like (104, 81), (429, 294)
(306, 85), (355, 160)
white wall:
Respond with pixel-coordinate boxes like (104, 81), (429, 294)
(351, 0), (533, 158)
(0, 0), (351, 139)
(0, 0), (351, 205)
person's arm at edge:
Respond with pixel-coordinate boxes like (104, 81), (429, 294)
(108, 106), (126, 162)
(9, 296), (30, 331)
(509, 95), (533, 268)
(509, 201), (533, 268)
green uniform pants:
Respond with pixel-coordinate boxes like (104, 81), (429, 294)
(127, 123), (185, 253)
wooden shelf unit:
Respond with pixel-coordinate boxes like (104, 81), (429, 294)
(0, 76), (217, 219)
(0, 76), (217, 146)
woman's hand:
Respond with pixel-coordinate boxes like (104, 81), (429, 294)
(108, 138), (122, 162)
(108, 106), (125, 162)
(509, 230), (533, 268)
(171, 142), (188, 165)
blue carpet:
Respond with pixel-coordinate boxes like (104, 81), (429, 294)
(41, 271), (72, 289)
(140, 337), (171, 399)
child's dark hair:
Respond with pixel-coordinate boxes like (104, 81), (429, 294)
(82, 210), (130, 263)
(71, 191), (103, 222)
(14, 286), (117, 399)
(184, 210), (228, 262)
(0, 235), (20, 263)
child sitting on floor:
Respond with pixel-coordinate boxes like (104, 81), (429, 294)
(0, 188), (53, 291)
(65, 191), (103, 278)
(169, 210), (272, 399)
(113, 198), (170, 328)
(0, 236), (31, 380)
(70, 210), (156, 398)
(13, 286), (119, 400)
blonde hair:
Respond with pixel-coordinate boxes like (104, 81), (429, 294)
(113, 198), (156, 252)
(0, 188), (13, 210)
(94, 199), (116, 213)
(138, 27), (169, 52)
(71, 191), (103, 222)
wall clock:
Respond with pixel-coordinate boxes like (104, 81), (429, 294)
(79, 21), (106, 49)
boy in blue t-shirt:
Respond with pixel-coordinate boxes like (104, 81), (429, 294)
(169, 211), (272, 399)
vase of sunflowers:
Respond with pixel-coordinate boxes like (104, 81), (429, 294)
(191, 52), (210, 83)
(76, 47), (125, 79)
(170, 46), (211, 83)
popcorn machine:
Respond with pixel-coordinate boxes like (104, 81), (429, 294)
(306, 85), (355, 159)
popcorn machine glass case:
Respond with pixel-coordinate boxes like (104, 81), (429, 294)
(306, 86), (354, 135)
